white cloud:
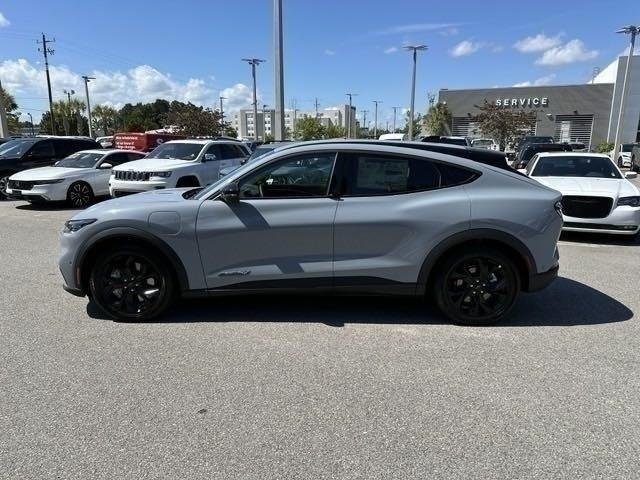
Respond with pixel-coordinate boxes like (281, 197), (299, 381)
(0, 12), (10, 27)
(324, 49), (335, 56)
(450, 40), (484, 57)
(383, 46), (398, 54)
(0, 58), (253, 118)
(514, 33), (563, 53)
(535, 39), (598, 66)
(512, 73), (556, 87)
(376, 23), (460, 36)
(439, 27), (459, 37)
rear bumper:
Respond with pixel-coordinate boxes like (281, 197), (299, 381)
(526, 264), (559, 292)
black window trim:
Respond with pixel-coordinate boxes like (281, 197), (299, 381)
(334, 150), (481, 198)
(210, 150), (339, 201)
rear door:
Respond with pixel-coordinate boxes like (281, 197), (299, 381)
(332, 152), (473, 291)
(195, 151), (338, 290)
(24, 140), (55, 168)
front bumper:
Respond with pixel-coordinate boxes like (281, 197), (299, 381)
(109, 179), (170, 197)
(561, 207), (640, 235)
(526, 264), (559, 292)
(6, 183), (68, 202)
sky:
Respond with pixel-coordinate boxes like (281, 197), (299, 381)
(0, 0), (638, 128)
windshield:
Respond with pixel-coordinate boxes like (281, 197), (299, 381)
(56, 151), (104, 168)
(248, 146), (277, 162)
(532, 156), (622, 179)
(146, 142), (204, 161)
(472, 139), (493, 146)
(621, 144), (635, 152)
(0, 138), (38, 157)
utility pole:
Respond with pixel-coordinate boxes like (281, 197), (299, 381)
(63, 89), (75, 136)
(345, 93), (357, 138)
(242, 58), (265, 140)
(82, 76), (95, 137)
(314, 97), (320, 117)
(372, 100), (383, 138)
(392, 106), (401, 133)
(403, 44), (428, 141)
(37, 33), (56, 134)
(612, 25), (638, 161)
(27, 112), (35, 136)
(262, 104), (268, 140)
(0, 79), (8, 137)
(219, 96), (226, 136)
(273, 0), (285, 140)
(361, 110), (369, 138)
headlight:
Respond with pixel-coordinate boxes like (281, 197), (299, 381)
(617, 196), (640, 207)
(63, 218), (97, 233)
(150, 171), (172, 178)
(554, 201), (563, 216)
(35, 179), (64, 185)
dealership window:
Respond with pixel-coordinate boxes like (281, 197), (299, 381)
(553, 114), (594, 148)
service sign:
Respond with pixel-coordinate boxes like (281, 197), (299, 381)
(495, 97), (549, 108)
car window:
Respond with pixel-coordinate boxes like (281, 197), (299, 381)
(344, 154), (441, 195)
(234, 145), (249, 157)
(532, 156), (622, 179)
(218, 144), (242, 159)
(146, 142), (204, 160)
(30, 140), (55, 157)
(239, 152), (336, 198)
(127, 152), (145, 162)
(52, 139), (77, 158)
(103, 152), (131, 166)
(57, 151), (104, 168)
(0, 138), (38, 157)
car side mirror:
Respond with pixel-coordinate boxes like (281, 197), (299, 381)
(99, 162), (113, 169)
(219, 182), (239, 203)
(204, 153), (217, 162)
(625, 171), (638, 179)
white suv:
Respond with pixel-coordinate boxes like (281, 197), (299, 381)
(109, 139), (249, 197)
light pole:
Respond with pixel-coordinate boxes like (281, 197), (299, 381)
(242, 58), (265, 140)
(273, 0), (285, 140)
(361, 110), (369, 138)
(612, 25), (638, 162)
(372, 100), (383, 138)
(218, 96), (226, 136)
(403, 44), (428, 140)
(392, 106), (401, 133)
(263, 104), (268, 140)
(82, 76), (95, 137)
(345, 93), (358, 138)
(27, 112), (34, 136)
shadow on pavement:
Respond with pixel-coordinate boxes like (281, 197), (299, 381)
(560, 231), (640, 247)
(87, 277), (633, 327)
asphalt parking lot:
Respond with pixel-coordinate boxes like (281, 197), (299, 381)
(1, 192), (640, 479)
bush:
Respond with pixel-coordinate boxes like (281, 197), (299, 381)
(595, 141), (614, 153)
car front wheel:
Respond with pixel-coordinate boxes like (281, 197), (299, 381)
(434, 247), (520, 325)
(67, 182), (94, 208)
(89, 246), (175, 321)
(0, 173), (12, 199)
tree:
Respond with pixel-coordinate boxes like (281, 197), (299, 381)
(400, 111), (423, 135)
(423, 102), (451, 136)
(119, 99), (170, 132)
(39, 99), (88, 135)
(324, 123), (345, 139)
(293, 116), (325, 140)
(0, 85), (21, 134)
(469, 100), (533, 150)
(92, 104), (119, 135)
(165, 101), (223, 136)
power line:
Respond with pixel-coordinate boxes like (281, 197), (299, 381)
(37, 33), (56, 132)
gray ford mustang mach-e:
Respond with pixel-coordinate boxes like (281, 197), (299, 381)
(59, 141), (563, 325)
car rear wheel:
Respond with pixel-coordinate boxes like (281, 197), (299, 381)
(434, 247), (520, 325)
(67, 181), (94, 208)
(0, 172), (12, 199)
(89, 246), (174, 321)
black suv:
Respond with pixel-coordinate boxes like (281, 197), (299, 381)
(631, 143), (640, 172)
(0, 136), (100, 198)
(514, 143), (572, 169)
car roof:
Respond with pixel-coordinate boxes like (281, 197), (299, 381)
(537, 152), (610, 158)
(75, 149), (143, 155)
(163, 139), (243, 145)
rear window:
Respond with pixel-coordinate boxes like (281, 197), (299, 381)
(532, 156), (621, 179)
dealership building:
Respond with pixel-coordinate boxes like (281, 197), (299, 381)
(438, 54), (640, 148)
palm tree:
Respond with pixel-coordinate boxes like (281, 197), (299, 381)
(92, 104), (119, 135)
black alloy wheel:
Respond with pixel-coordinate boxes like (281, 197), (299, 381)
(89, 247), (174, 321)
(435, 248), (520, 325)
(67, 182), (94, 208)
(0, 174), (11, 199)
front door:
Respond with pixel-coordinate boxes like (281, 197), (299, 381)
(195, 151), (338, 290)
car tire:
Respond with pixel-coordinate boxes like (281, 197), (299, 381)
(67, 181), (94, 208)
(618, 157), (623, 168)
(433, 247), (521, 326)
(0, 171), (13, 200)
(89, 245), (175, 321)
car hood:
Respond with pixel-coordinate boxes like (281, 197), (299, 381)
(80, 188), (191, 215)
(532, 176), (638, 197)
(112, 158), (194, 171)
(10, 166), (89, 180)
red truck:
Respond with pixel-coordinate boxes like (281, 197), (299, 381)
(112, 132), (186, 152)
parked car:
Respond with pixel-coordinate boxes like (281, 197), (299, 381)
(421, 136), (471, 147)
(219, 142), (290, 178)
(471, 138), (498, 150)
(379, 133), (408, 141)
(514, 143), (572, 170)
(515, 135), (554, 156)
(109, 139), (250, 197)
(632, 144), (640, 172)
(59, 141), (562, 324)
(612, 143), (636, 168)
(112, 132), (186, 152)
(6, 149), (145, 207)
(0, 136), (101, 199)
(96, 136), (114, 149)
(567, 142), (587, 152)
(0, 138), (9, 146)
(523, 152), (639, 236)
(242, 140), (264, 152)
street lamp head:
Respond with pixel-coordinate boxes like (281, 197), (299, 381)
(242, 58), (266, 65)
(616, 25), (639, 34)
(403, 44), (428, 52)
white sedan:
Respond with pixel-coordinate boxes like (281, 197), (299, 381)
(523, 152), (640, 236)
(6, 149), (145, 207)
